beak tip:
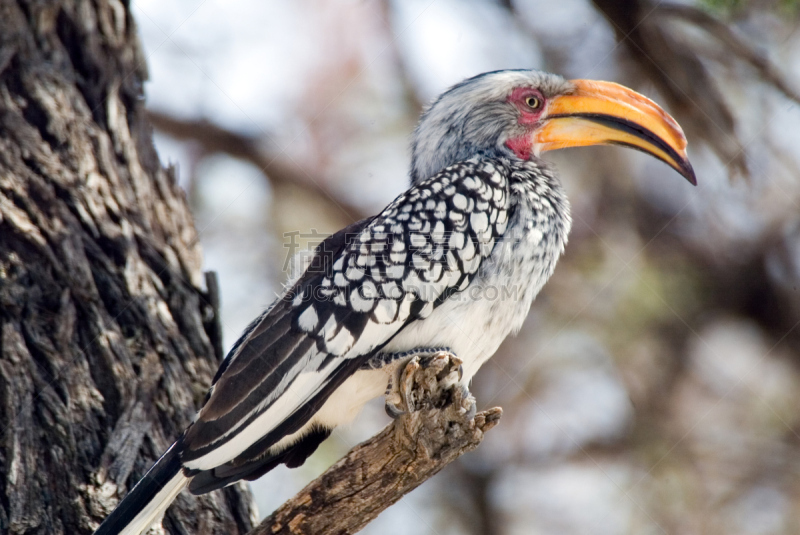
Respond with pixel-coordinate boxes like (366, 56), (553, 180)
(682, 161), (697, 186)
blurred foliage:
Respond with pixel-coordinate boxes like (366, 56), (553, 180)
(701, 0), (745, 14)
(701, 0), (800, 16)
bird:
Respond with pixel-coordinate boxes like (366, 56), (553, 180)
(95, 69), (695, 535)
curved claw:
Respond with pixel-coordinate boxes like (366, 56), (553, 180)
(385, 398), (406, 419)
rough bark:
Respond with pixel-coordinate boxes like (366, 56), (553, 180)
(0, 1), (254, 533)
(248, 354), (502, 535)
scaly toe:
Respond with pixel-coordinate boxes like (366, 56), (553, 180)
(457, 383), (477, 419)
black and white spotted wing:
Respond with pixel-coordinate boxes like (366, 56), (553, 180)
(179, 157), (511, 487)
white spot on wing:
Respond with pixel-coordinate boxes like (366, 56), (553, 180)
(385, 264), (405, 279)
(298, 306), (318, 332)
(390, 250), (407, 263)
(432, 220), (445, 243)
(449, 231), (465, 250)
(410, 234), (426, 248)
(471, 212), (489, 233)
(373, 299), (398, 323)
(326, 326), (354, 355)
(346, 265), (365, 281)
(459, 236), (476, 261)
(351, 283), (376, 312)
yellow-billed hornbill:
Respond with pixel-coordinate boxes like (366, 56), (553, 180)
(95, 69), (694, 535)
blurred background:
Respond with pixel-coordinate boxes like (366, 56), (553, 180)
(131, 0), (800, 533)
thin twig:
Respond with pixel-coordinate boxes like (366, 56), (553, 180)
(146, 111), (368, 221)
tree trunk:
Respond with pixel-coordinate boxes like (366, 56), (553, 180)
(0, 1), (255, 533)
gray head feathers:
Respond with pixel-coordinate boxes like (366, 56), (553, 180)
(410, 70), (574, 185)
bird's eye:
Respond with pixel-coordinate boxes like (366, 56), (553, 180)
(525, 96), (541, 109)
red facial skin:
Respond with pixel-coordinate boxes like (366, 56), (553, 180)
(505, 87), (547, 160)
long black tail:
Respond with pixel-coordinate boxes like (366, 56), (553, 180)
(95, 443), (187, 535)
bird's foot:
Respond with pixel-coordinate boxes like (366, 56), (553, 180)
(363, 346), (452, 370)
(384, 350), (474, 419)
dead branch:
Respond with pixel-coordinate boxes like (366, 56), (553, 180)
(247, 353), (502, 535)
(146, 111), (368, 221)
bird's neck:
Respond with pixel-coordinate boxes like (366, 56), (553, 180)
(410, 146), (510, 186)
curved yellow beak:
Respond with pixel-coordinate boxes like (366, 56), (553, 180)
(535, 80), (696, 185)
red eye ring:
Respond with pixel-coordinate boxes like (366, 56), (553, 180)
(509, 88), (545, 125)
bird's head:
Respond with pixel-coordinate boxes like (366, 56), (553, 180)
(410, 69), (695, 186)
